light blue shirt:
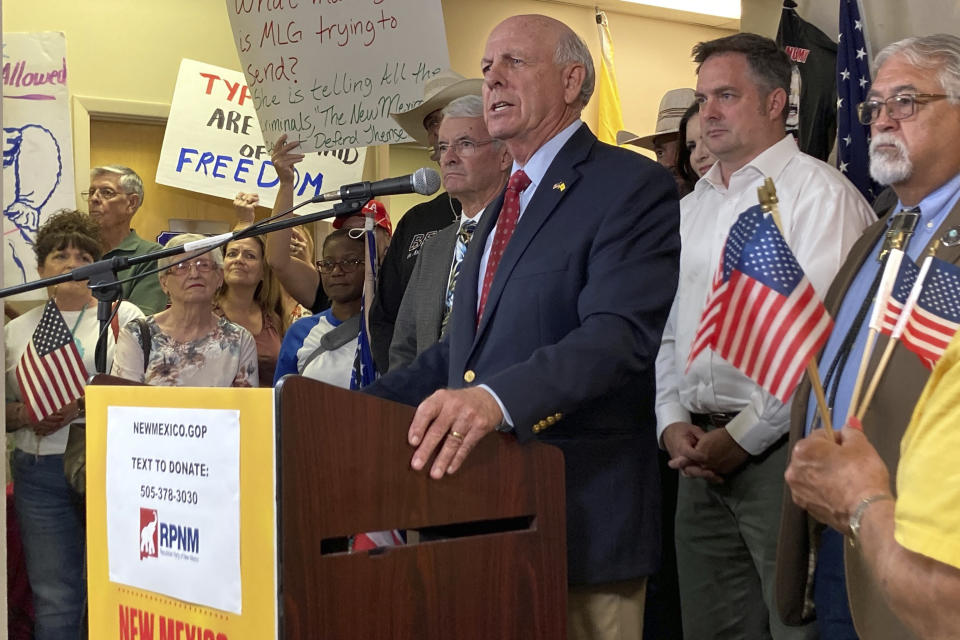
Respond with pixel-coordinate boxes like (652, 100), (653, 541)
(805, 172), (960, 433)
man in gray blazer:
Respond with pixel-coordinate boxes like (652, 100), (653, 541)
(389, 95), (510, 370)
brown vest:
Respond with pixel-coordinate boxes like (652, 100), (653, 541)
(776, 198), (960, 639)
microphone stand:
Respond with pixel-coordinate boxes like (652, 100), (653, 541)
(0, 196), (369, 375)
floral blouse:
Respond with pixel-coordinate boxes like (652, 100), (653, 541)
(111, 315), (258, 387)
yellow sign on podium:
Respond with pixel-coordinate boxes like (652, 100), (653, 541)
(86, 385), (277, 640)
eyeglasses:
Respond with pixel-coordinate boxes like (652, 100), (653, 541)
(435, 139), (496, 157)
(316, 257), (364, 274)
(167, 259), (217, 275)
(856, 93), (949, 125)
(80, 187), (126, 200)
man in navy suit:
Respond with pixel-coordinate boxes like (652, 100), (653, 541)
(368, 14), (680, 639)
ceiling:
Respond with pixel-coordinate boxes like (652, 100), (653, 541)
(543, 0), (741, 30)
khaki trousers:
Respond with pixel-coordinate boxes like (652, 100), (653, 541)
(567, 577), (647, 640)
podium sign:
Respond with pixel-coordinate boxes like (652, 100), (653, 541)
(87, 385), (277, 640)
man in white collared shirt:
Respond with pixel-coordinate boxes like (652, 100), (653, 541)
(655, 33), (874, 639)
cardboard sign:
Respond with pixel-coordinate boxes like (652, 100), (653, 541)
(88, 386), (278, 639)
(156, 59), (366, 207)
(225, 0), (450, 152)
(2, 32), (77, 296)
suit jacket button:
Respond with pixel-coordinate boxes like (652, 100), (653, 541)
(555, 412), (563, 420)
(464, 370), (476, 383)
(533, 424), (542, 433)
(546, 416), (556, 425)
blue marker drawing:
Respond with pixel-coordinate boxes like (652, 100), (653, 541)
(3, 123), (63, 283)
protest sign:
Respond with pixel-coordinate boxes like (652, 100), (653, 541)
(2, 32), (76, 294)
(225, 0), (450, 152)
(156, 58), (366, 207)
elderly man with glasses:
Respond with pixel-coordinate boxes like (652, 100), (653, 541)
(388, 94), (510, 371)
(777, 34), (960, 640)
(85, 165), (167, 314)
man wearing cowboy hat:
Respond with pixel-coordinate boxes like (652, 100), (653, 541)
(619, 88), (695, 196)
(368, 69), (483, 373)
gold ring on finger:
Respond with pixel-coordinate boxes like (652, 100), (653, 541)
(449, 430), (465, 441)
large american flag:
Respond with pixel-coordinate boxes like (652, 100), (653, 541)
(687, 205), (833, 402)
(15, 300), (88, 422)
(836, 0), (880, 200)
(899, 257), (960, 369)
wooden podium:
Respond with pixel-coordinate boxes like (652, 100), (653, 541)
(276, 376), (567, 640)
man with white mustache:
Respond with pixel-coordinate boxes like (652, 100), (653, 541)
(777, 34), (960, 640)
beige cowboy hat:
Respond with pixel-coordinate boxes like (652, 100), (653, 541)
(618, 87), (696, 150)
(391, 69), (483, 147)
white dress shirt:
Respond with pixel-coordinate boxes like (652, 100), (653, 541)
(655, 135), (875, 454)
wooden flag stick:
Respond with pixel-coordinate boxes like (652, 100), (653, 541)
(845, 327), (878, 425)
(807, 360), (834, 437)
(856, 337), (898, 422)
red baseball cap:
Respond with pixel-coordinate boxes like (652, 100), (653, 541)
(332, 199), (393, 235)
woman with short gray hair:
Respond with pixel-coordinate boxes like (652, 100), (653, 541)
(111, 234), (258, 386)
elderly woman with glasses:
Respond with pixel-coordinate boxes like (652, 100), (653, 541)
(111, 234), (258, 387)
(273, 228), (365, 386)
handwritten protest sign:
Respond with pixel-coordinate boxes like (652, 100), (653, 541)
(2, 32), (76, 295)
(156, 59), (366, 208)
(225, 0), (450, 152)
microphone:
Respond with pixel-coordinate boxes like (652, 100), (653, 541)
(310, 167), (441, 204)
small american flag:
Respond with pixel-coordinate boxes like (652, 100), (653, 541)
(350, 213), (380, 389)
(879, 255), (920, 334)
(899, 257), (960, 369)
(15, 300), (88, 422)
(687, 205), (833, 402)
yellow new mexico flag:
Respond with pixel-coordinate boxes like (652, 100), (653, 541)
(595, 9), (624, 145)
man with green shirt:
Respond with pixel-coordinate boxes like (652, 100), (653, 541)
(85, 165), (167, 314)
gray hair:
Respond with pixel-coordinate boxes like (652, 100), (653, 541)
(555, 29), (595, 107)
(441, 95), (503, 148)
(875, 34), (960, 103)
(442, 95), (484, 119)
(91, 165), (145, 210)
(158, 233), (223, 271)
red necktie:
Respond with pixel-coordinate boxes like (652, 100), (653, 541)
(477, 169), (531, 324)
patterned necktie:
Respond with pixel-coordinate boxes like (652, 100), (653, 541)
(440, 218), (478, 335)
(477, 169), (531, 323)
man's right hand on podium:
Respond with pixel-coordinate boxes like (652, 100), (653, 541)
(408, 387), (504, 480)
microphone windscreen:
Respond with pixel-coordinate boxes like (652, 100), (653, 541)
(412, 167), (441, 196)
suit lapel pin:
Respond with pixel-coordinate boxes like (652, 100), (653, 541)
(941, 226), (960, 247)
(553, 181), (566, 192)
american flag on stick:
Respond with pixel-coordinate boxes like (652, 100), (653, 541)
(15, 300), (88, 422)
(687, 204), (833, 403)
(350, 209), (380, 389)
(898, 256), (960, 369)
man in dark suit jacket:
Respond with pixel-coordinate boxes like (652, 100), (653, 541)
(777, 34), (960, 640)
(389, 94), (510, 370)
(368, 14), (680, 640)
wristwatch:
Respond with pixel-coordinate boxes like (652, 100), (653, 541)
(848, 493), (894, 547)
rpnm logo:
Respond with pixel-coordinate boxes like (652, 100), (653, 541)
(140, 508), (158, 560)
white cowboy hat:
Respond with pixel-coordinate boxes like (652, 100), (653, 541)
(618, 88), (696, 150)
(391, 69), (483, 147)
